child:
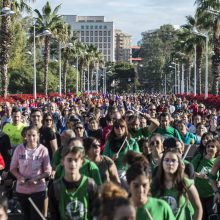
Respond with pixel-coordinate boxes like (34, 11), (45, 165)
(49, 145), (97, 220)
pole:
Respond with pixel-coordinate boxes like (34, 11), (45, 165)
(177, 64), (180, 94)
(165, 74), (167, 95)
(103, 68), (105, 94)
(33, 24), (37, 99)
(105, 67), (107, 93)
(96, 63), (99, 93)
(181, 64), (184, 94)
(87, 63), (90, 94)
(76, 55), (79, 94)
(59, 41), (62, 96)
(174, 64), (177, 94)
(194, 45), (197, 96)
(205, 35), (208, 99)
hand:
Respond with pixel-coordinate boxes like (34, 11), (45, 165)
(50, 170), (56, 179)
(112, 153), (119, 161)
(198, 173), (208, 179)
(18, 176), (26, 185)
(27, 177), (38, 185)
(214, 192), (220, 203)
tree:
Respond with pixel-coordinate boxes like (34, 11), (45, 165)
(195, 0), (220, 95)
(177, 15), (205, 94)
(34, 1), (63, 95)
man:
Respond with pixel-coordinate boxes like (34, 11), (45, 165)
(154, 112), (182, 141)
(30, 108), (57, 160)
(3, 107), (25, 149)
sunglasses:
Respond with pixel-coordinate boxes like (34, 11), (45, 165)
(92, 143), (100, 148)
(150, 140), (160, 145)
(207, 145), (216, 149)
(75, 127), (83, 130)
(114, 124), (125, 129)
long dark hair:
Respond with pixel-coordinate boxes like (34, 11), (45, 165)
(107, 119), (131, 153)
(124, 151), (151, 185)
(153, 148), (188, 206)
(197, 132), (213, 156)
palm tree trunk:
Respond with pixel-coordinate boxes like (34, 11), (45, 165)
(0, 0), (11, 97)
(44, 36), (50, 96)
(212, 29), (220, 96)
(196, 45), (203, 95)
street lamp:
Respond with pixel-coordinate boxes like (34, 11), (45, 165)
(193, 28), (209, 99)
(170, 62), (180, 94)
(32, 25), (52, 99)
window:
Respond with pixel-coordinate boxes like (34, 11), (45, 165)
(108, 31), (111, 36)
(90, 37), (93, 41)
(86, 37), (89, 42)
(99, 31), (102, 36)
(104, 37), (107, 42)
(90, 26), (93, 29)
(99, 25), (102, 29)
(95, 25), (98, 29)
(95, 37), (98, 42)
(95, 31), (98, 36)
(86, 26), (89, 29)
(104, 31), (107, 36)
(104, 43), (107, 48)
(99, 43), (102, 48)
(91, 32), (93, 36)
(81, 25), (84, 29)
(108, 37), (111, 42)
(99, 37), (102, 42)
(86, 31), (89, 36)
(108, 43), (111, 48)
(104, 25), (107, 29)
(81, 31), (84, 36)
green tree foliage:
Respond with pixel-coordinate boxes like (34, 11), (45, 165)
(139, 25), (178, 92)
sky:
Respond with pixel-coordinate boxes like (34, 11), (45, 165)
(30, 0), (196, 45)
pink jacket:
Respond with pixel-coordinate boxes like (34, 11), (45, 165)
(10, 143), (51, 194)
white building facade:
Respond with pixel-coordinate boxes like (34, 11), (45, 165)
(63, 15), (115, 62)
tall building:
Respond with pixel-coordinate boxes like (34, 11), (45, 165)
(63, 15), (115, 62)
(115, 29), (132, 63)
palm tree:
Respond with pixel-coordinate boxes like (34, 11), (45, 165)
(195, 0), (220, 95)
(180, 15), (206, 94)
(0, 0), (35, 97)
(34, 1), (63, 95)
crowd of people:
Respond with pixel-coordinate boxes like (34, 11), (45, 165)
(0, 93), (219, 220)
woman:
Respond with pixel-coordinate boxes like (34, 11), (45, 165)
(194, 132), (213, 157)
(87, 117), (103, 143)
(10, 125), (51, 220)
(124, 151), (175, 220)
(152, 148), (203, 220)
(103, 119), (140, 177)
(99, 182), (136, 220)
(192, 139), (220, 220)
(147, 134), (164, 171)
(43, 113), (61, 148)
(84, 137), (120, 184)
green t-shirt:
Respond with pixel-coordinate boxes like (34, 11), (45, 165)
(3, 123), (25, 147)
(136, 197), (175, 220)
(154, 178), (194, 220)
(154, 126), (182, 141)
(103, 137), (140, 172)
(129, 127), (152, 141)
(192, 154), (218, 198)
(52, 147), (62, 169)
(55, 159), (102, 185)
(59, 176), (89, 220)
